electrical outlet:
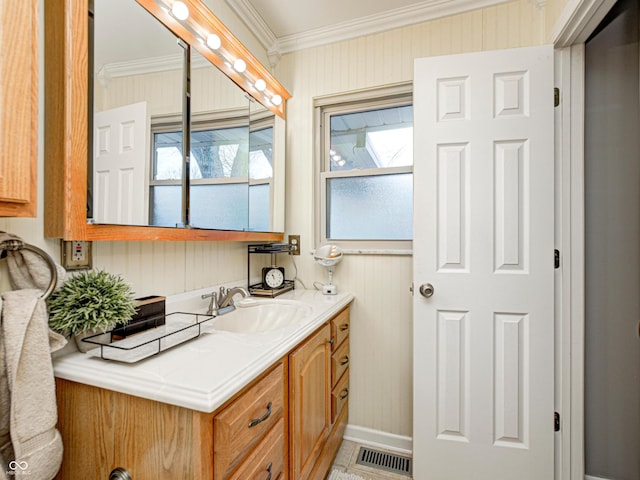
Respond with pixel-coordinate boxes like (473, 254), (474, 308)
(288, 235), (300, 255)
(61, 240), (93, 270)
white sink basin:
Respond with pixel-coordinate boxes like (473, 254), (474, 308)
(210, 299), (312, 333)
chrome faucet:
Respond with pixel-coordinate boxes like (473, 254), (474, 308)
(201, 291), (220, 316)
(202, 285), (251, 316)
(218, 285), (251, 310)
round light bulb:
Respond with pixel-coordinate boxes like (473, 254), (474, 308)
(254, 79), (266, 91)
(233, 59), (247, 73)
(271, 94), (282, 106)
(206, 34), (221, 50)
(171, 1), (189, 20)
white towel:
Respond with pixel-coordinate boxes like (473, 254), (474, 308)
(0, 233), (66, 480)
(0, 293), (65, 480)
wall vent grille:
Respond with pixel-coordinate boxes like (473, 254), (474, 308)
(356, 446), (412, 477)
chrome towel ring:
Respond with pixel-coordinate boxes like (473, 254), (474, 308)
(0, 239), (58, 300)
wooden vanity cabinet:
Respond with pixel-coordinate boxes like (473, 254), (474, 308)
(54, 305), (351, 480)
(54, 378), (217, 479)
(289, 324), (332, 480)
(330, 307), (350, 425)
(0, 0), (38, 217)
(290, 306), (351, 480)
(214, 362), (286, 480)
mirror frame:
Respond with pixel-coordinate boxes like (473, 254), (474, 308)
(44, 0), (287, 242)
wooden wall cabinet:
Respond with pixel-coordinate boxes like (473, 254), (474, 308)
(54, 306), (350, 479)
(44, 0), (282, 242)
(0, 0), (38, 217)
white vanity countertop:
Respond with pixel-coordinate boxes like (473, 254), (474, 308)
(52, 289), (353, 413)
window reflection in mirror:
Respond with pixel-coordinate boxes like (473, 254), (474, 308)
(249, 102), (275, 232)
(189, 48), (249, 230)
(92, 0), (184, 226)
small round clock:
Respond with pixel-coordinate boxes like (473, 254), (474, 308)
(262, 266), (285, 289)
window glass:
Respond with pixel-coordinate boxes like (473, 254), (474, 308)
(249, 184), (270, 231)
(329, 105), (413, 171)
(154, 131), (182, 180)
(151, 185), (181, 227)
(327, 173), (413, 240)
(189, 184), (249, 230)
(250, 126), (273, 179)
(191, 127), (248, 179)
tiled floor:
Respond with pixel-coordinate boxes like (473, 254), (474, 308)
(328, 440), (413, 480)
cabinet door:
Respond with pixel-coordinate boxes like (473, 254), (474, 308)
(289, 324), (331, 480)
(0, 0), (37, 216)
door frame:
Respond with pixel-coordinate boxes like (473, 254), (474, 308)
(551, 1), (617, 479)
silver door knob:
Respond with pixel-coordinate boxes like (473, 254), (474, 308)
(419, 283), (434, 298)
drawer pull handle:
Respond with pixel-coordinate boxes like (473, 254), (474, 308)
(249, 401), (272, 428)
(109, 468), (131, 480)
(340, 388), (349, 400)
(340, 323), (349, 331)
(265, 462), (273, 480)
(340, 355), (349, 366)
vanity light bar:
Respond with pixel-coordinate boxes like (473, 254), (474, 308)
(140, 0), (291, 118)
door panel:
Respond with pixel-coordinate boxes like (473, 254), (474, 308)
(413, 45), (554, 480)
(93, 101), (149, 224)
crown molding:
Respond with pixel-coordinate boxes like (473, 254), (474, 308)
(225, 0), (277, 54)
(97, 52), (211, 86)
(227, 0), (510, 60)
(529, 0), (546, 8)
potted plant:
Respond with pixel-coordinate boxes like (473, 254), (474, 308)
(48, 269), (136, 352)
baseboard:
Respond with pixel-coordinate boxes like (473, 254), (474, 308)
(343, 424), (412, 455)
(585, 475), (612, 480)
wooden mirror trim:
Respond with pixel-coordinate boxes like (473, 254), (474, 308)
(44, 0), (282, 242)
(136, 0), (291, 119)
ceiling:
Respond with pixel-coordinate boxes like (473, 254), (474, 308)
(93, 0), (508, 75)
(225, 0), (509, 60)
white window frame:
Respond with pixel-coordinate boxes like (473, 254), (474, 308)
(314, 82), (414, 254)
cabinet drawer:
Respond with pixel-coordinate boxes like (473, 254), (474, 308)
(228, 418), (285, 480)
(331, 337), (350, 388)
(331, 370), (349, 424)
(330, 307), (350, 351)
(214, 363), (284, 480)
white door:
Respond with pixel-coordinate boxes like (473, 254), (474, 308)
(413, 45), (554, 480)
(93, 101), (149, 225)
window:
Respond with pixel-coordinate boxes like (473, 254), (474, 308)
(150, 110), (256, 230)
(316, 85), (413, 252)
(248, 117), (275, 232)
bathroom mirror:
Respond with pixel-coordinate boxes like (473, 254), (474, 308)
(189, 48), (249, 230)
(88, 0), (281, 232)
(91, 0), (186, 226)
(249, 101), (285, 232)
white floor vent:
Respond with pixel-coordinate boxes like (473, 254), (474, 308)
(356, 446), (412, 477)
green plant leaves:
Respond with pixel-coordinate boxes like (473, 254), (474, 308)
(47, 270), (136, 336)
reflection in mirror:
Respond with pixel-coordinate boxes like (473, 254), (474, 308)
(92, 0), (184, 226)
(249, 101), (274, 232)
(189, 48), (249, 230)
